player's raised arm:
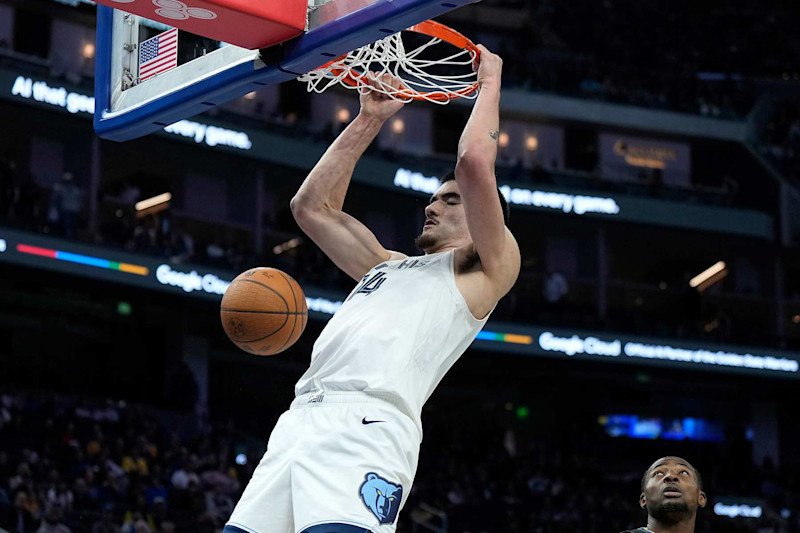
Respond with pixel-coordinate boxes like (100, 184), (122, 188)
(454, 46), (520, 293)
(290, 74), (408, 281)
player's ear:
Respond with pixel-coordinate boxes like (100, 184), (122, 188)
(698, 490), (707, 508)
(640, 493), (647, 509)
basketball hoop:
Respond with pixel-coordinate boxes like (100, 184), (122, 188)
(299, 20), (480, 104)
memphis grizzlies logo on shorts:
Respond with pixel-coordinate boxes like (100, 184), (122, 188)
(359, 472), (403, 524)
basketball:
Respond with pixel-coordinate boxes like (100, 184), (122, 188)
(220, 267), (308, 356)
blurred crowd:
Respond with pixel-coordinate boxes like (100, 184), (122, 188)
(0, 143), (781, 350)
(409, 408), (800, 533)
(1, 390), (798, 533)
(757, 97), (800, 183)
(496, 268), (761, 346)
(4, 0), (799, 120)
(0, 156), (258, 275)
(468, 0), (800, 118)
(0, 391), (252, 533)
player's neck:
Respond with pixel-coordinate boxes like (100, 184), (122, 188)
(423, 237), (471, 255)
(646, 516), (696, 533)
(423, 244), (457, 255)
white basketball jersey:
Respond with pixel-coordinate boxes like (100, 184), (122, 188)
(295, 249), (490, 432)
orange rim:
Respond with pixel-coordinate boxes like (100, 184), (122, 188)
(313, 20), (480, 102)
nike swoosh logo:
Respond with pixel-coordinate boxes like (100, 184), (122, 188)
(362, 417), (386, 425)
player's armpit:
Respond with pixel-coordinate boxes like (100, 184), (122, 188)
(479, 227), (520, 297)
(454, 155), (520, 282)
(454, 227), (519, 319)
(291, 205), (406, 281)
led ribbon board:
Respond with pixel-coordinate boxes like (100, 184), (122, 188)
(473, 325), (800, 379)
(0, 227), (796, 376)
(0, 227), (342, 316)
(17, 244), (149, 276)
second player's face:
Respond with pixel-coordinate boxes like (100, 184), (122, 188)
(416, 180), (470, 252)
(640, 457), (706, 520)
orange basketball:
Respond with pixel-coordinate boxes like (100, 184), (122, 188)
(220, 267), (308, 356)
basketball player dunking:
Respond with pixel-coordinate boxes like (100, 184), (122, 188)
(223, 45), (519, 533)
(622, 456), (707, 533)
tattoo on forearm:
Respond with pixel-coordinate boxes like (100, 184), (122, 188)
(489, 129), (500, 141)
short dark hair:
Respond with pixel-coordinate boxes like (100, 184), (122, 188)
(641, 459), (703, 492)
(440, 170), (510, 225)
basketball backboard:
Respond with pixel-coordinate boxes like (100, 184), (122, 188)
(94, 0), (480, 142)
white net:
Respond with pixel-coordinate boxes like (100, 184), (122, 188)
(298, 30), (479, 104)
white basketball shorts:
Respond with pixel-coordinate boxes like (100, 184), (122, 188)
(224, 391), (421, 533)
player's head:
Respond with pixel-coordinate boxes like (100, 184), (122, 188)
(640, 456), (706, 526)
(414, 171), (509, 253)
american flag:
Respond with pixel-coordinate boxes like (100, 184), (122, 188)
(138, 28), (178, 82)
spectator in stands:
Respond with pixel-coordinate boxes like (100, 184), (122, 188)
(147, 498), (166, 533)
(543, 268), (569, 318)
(120, 511), (151, 533)
(167, 232), (195, 265)
(530, 161), (552, 184)
(35, 505), (71, 533)
(11, 491), (38, 533)
(49, 172), (83, 240)
(8, 463), (33, 493)
(90, 506), (120, 533)
(121, 452), (148, 478)
(199, 460), (238, 496)
(169, 458), (198, 492)
(203, 486), (233, 525)
(118, 182), (141, 206)
(45, 483), (72, 513)
(0, 487), (8, 522)
(184, 479), (207, 523)
(70, 479), (95, 513)
(0, 151), (16, 221)
(204, 240), (226, 268)
(677, 273), (703, 338)
(226, 243), (248, 273)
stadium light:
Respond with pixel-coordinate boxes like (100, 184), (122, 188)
(689, 261), (727, 291)
(273, 237), (303, 255)
(135, 192), (172, 212)
(82, 43), (95, 59)
(336, 108), (351, 123)
(498, 132), (510, 148)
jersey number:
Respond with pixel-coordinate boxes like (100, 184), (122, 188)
(348, 271), (387, 300)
